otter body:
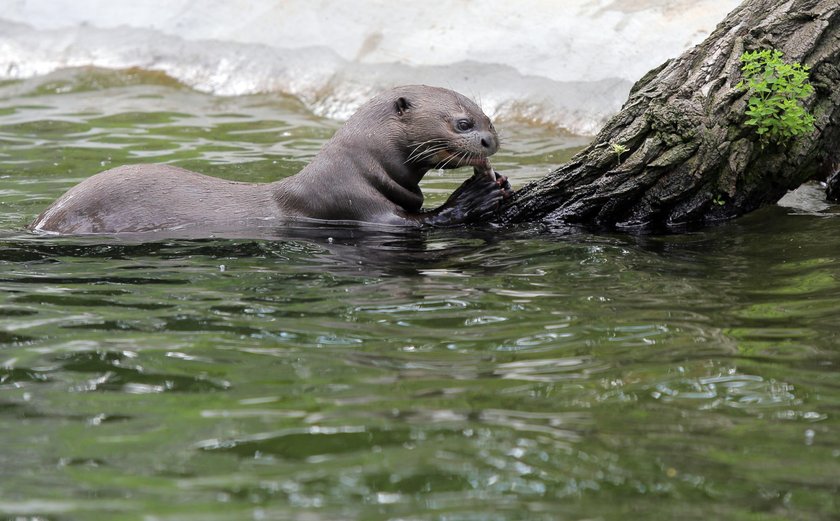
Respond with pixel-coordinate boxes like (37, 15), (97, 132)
(30, 85), (509, 235)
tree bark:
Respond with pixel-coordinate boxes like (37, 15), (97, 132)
(499, 0), (839, 231)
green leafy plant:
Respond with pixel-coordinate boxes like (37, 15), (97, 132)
(610, 142), (629, 165)
(735, 49), (815, 145)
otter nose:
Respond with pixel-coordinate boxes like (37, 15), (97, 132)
(479, 131), (499, 155)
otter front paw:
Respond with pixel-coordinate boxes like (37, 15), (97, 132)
(426, 165), (513, 226)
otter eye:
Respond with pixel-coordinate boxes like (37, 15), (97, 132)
(456, 119), (474, 132)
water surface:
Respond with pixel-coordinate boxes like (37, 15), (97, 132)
(1, 69), (838, 520)
(0, 0), (742, 134)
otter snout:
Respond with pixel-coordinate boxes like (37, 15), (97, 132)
(479, 130), (499, 156)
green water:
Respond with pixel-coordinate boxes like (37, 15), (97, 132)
(1, 69), (839, 520)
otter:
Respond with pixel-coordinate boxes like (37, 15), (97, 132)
(30, 85), (511, 235)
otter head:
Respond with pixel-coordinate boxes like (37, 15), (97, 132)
(288, 86), (502, 218)
(388, 85), (499, 172)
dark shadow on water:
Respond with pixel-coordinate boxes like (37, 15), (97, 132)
(49, 351), (229, 393)
(200, 426), (413, 460)
(0, 221), (531, 278)
(1, 351), (227, 393)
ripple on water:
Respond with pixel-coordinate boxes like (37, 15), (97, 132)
(651, 371), (800, 409)
(494, 356), (609, 382)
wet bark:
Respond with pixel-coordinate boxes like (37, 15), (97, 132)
(827, 168), (840, 202)
(499, 0), (840, 231)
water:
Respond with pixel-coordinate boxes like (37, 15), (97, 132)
(2, 69), (840, 520)
(0, 0), (742, 134)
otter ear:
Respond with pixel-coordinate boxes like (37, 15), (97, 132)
(395, 97), (411, 116)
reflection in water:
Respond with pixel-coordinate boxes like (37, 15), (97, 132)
(5, 220), (514, 276)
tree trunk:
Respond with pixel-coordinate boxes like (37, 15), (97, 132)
(499, 0), (839, 231)
(827, 166), (840, 202)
